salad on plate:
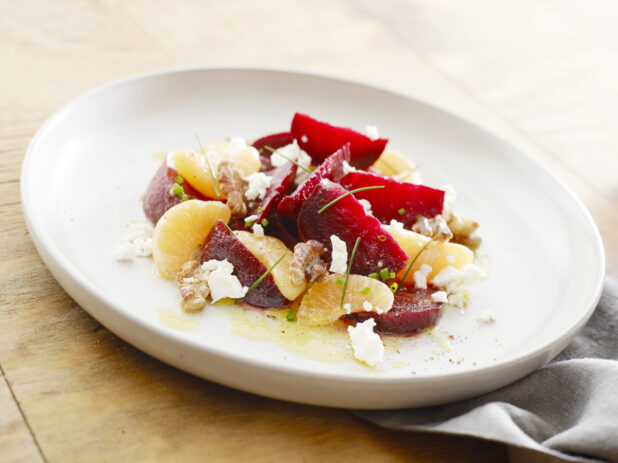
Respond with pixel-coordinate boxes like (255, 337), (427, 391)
(114, 112), (486, 367)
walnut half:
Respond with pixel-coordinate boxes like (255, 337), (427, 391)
(412, 215), (453, 242)
(176, 260), (211, 313)
(448, 215), (482, 250)
(290, 240), (328, 286)
(217, 160), (247, 217)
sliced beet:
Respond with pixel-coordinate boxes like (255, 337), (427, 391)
(277, 143), (351, 219)
(201, 220), (289, 309)
(246, 162), (297, 223)
(345, 286), (442, 336)
(142, 159), (206, 224)
(297, 179), (409, 276)
(340, 171), (445, 228)
(252, 131), (294, 170)
(291, 112), (388, 169)
(264, 210), (301, 250)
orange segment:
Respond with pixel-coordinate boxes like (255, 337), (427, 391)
(372, 150), (421, 183)
(152, 200), (231, 279)
(384, 225), (473, 281)
(297, 274), (394, 326)
(234, 231), (306, 301)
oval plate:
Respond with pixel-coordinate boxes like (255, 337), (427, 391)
(21, 68), (605, 409)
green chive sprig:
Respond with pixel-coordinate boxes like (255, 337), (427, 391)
(397, 232), (440, 292)
(195, 133), (221, 199)
(340, 237), (361, 309)
(240, 253), (286, 301)
(263, 145), (311, 173)
(318, 186), (385, 215)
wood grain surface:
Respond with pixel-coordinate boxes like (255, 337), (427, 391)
(1, 1), (617, 462)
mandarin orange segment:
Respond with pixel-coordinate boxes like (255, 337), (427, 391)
(152, 200), (231, 279)
(297, 274), (394, 326)
(234, 231), (306, 301)
(372, 150), (421, 183)
(384, 225), (473, 281)
(173, 149), (226, 200)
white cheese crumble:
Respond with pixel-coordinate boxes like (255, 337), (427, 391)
(301, 135), (308, 143)
(113, 222), (154, 261)
(202, 259), (247, 302)
(343, 303), (352, 314)
(359, 199), (373, 216)
(389, 219), (404, 229)
(364, 124), (380, 140)
(329, 235), (348, 274)
(271, 140), (309, 168)
(252, 223), (264, 237)
(244, 172), (273, 200)
(362, 300), (373, 311)
(479, 310), (497, 323)
(244, 214), (259, 225)
(413, 264), (433, 289)
(347, 318), (384, 367)
(431, 291), (449, 303)
(431, 263), (487, 309)
(342, 160), (357, 175)
(228, 136), (249, 154)
(442, 184), (457, 219)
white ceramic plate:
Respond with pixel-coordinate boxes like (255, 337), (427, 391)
(21, 68), (604, 409)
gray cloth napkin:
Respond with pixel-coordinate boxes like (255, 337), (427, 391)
(354, 277), (618, 463)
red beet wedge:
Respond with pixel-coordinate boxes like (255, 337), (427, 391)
(252, 131), (294, 171)
(264, 210), (301, 250)
(143, 156), (206, 224)
(201, 220), (289, 309)
(246, 162), (297, 224)
(291, 112), (388, 169)
(340, 171), (445, 228)
(345, 287), (443, 336)
(278, 143), (351, 219)
(297, 179), (409, 276)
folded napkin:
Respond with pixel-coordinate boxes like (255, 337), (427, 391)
(354, 277), (618, 463)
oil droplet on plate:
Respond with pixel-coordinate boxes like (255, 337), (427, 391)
(158, 308), (200, 331)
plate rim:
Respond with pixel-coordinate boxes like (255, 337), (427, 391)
(20, 66), (606, 388)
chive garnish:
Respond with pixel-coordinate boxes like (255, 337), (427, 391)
(377, 235), (387, 242)
(175, 175), (184, 184)
(389, 271), (396, 279)
(286, 309), (297, 322)
(379, 268), (390, 281)
(336, 277), (343, 286)
(261, 218), (269, 227)
(240, 253), (286, 301)
(398, 208), (406, 216)
(263, 145), (311, 173)
(368, 272), (378, 280)
(172, 182), (188, 201)
(317, 186), (385, 215)
(257, 206), (263, 213)
(360, 286), (371, 295)
(390, 282), (399, 293)
(340, 237), (361, 309)
(223, 221), (237, 237)
(397, 232), (440, 292)
(196, 133), (222, 199)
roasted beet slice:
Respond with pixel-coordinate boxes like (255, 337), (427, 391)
(265, 210), (301, 250)
(143, 159), (206, 224)
(278, 143), (351, 219)
(340, 171), (445, 228)
(201, 220), (288, 309)
(297, 179), (408, 276)
(252, 131), (294, 170)
(291, 112), (388, 169)
(246, 162), (297, 223)
(345, 287), (442, 336)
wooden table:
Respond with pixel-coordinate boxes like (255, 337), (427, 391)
(2, 1), (617, 461)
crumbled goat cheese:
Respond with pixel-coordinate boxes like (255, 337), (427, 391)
(202, 259), (247, 302)
(348, 318), (384, 367)
(228, 136), (248, 154)
(413, 264), (433, 289)
(431, 263), (487, 309)
(252, 223), (264, 237)
(389, 219), (404, 229)
(442, 184), (457, 219)
(364, 124), (380, 140)
(363, 300), (373, 311)
(446, 255), (455, 263)
(271, 141), (312, 184)
(342, 160), (357, 175)
(329, 235), (348, 274)
(301, 135), (308, 143)
(359, 199), (373, 216)
(479, 310), (497, 323)
(344, 303), (352, 314)
(244, 172), (273, 200)
(113, 221), (154, 261)
(431, 291), (449, 303)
